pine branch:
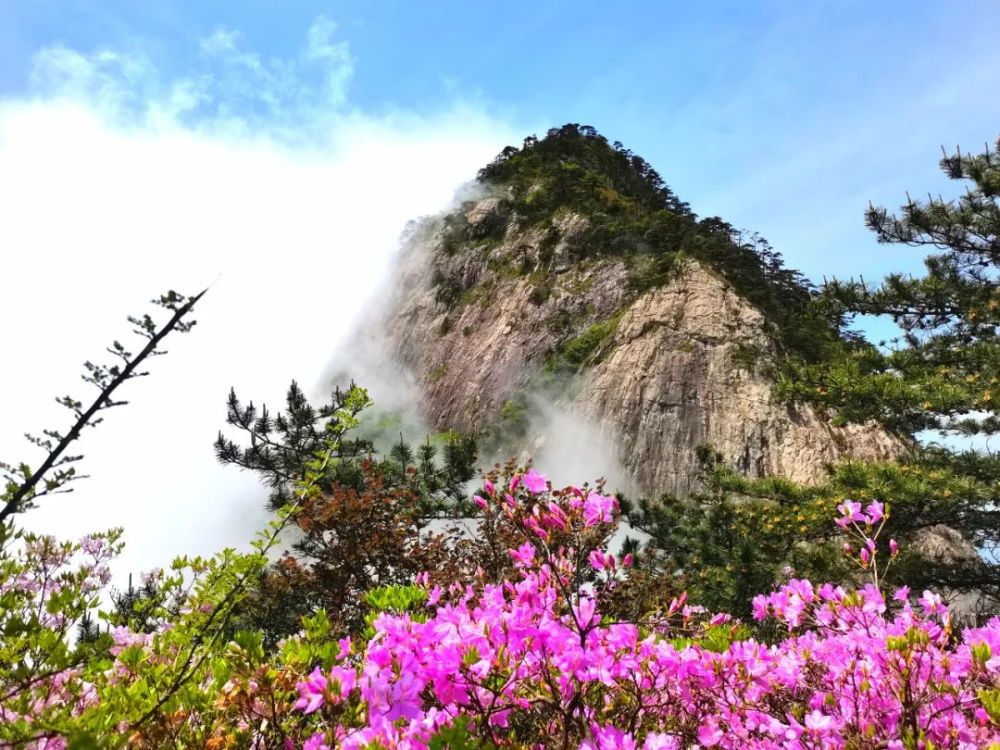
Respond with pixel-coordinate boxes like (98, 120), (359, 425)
(0, 289), (205, 525)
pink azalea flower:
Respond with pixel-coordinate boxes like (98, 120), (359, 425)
(303, 734), (330, 750)
(865, 501), (885, 524)
(522, 469), (548, 493)
(642, 733), (680, 750)
(294, 668), (328, 714)
(804, 709), (834, 733)
(697, 719), (724, 747)
(589, 549), (608, 571)
(509, 542), (535, 567)
(583, 492), (617, 527)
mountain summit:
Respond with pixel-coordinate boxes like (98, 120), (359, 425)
(361, 125), (902, 496)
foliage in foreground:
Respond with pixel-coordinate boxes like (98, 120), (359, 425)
(3, 469), (1000, 749)
(289, 479), (1000, 749)
(626, 449), (1000, 623)
(215, 382), (478, 644)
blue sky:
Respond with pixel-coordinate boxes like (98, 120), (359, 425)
(1, 2), (998, 572)
(3, 1), (1000, 282)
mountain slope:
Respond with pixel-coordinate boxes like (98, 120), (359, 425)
(362, 125), (904, 496)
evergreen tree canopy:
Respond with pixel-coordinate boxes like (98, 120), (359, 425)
(748, 138), (1000, 617)
(216, 382), (478, 644)
(783, 138), (1000, 435)
(214, 381), (376, 512)
(479, 123), (691, 217)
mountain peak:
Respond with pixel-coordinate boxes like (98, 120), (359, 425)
(477, 123), (690, 218)
(352, 128), (905, 495)
(429, 125), (841, 364)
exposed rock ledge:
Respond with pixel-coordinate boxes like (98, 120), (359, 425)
(571, 261), (904, 497)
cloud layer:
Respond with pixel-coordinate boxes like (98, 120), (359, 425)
(0, 18), (519, 579)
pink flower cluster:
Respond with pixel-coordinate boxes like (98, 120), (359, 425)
(0, 533), (114, 748)
(295, 474), (1000, 749)
(835, 500), (899, 587)
(486, 469), (619, 545)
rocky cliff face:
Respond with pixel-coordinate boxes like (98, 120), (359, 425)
(570, 261), (902, 496)
(365, 195), (904, 497)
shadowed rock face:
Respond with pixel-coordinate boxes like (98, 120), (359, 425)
(373, 196), (904, 497)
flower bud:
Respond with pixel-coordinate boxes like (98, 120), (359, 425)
(588, 550), (607, 571)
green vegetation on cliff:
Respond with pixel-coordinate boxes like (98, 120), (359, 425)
(467, 124), (845, 363)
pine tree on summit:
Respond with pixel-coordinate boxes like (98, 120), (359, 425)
(473, 123), (842, 361)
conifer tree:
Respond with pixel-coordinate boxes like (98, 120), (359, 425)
(784, 137), (1000, 436)
(216, 383), (478, 643)
(689, 138), (1000, 617)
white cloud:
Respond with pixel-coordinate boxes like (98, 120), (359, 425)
(305, 16), (354, 105)
(0, 20), (520, 583)
(27, 16), (360, 139)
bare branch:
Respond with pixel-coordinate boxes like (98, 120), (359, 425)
(0, 289), (206, 524)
